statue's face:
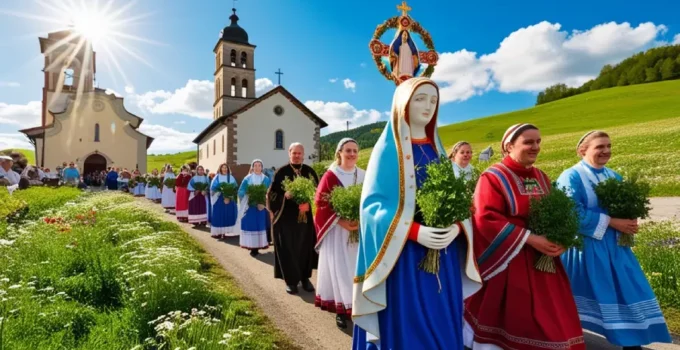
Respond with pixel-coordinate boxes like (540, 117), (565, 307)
(402, 31), (408, 41)
(408, 84), (438, 128)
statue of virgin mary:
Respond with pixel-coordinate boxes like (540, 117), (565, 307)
(389, 30), (421, 82)
(352, 77), (482, 349)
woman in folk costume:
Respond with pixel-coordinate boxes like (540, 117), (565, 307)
(207, 172), (215, 227)
(237, 159), (271, 257)
(352, 77), (481, 349)
(174, 165), (192, 223)
(188, 166), (210, 226)
(161, 166), (177, 212)
(558, 131), (671, 349)
(131, 169), (146, 197)
(314, 138), (365, 329)
(210, 163), (239, 238)
(463, 123), (585, 350)
(449, 141), (475, 181)
(105, 168), (118, 190)
(145, 169), (162, 203)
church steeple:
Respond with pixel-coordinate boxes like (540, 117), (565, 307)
(213, 7), (256, 120)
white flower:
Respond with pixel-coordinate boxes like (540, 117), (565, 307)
(139, 271), (156, 277)
(182, 291), (190, 295)
(8, 284), (21, 289)
(0, 239), (14, 246)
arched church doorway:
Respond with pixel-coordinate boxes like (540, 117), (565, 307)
(83, 153), (107, 175)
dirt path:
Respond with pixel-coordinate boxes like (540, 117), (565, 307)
(649, 197), (680, 221)
(136, 197), (678, 349)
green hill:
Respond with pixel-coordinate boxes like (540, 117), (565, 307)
(319, 121), (387, 161)
(341, 79), (680, 196)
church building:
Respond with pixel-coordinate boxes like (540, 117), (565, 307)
(19, 30), (153, 174)
(193, 9), (327, 180)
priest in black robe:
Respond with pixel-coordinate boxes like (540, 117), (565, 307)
(268, 143), (319, 294)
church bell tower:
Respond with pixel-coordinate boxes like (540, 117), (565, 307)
(213, 8), (256, 120)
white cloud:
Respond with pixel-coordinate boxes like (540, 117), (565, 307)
(673, 33), (680, 45)
(304, 101), (382, 134)
(343, 78), (357, 92)
(139, 123), (197, 154)
(255, 78), (274, 95)
(0, 101), (41, 128)
(0, 133), (33, 150)
(124, 85), (135, 94)
(131, 79), (213, 119)
(432, 21), (668, 103)
(0, 82), (20, 88)
(105, 89), (123, 98)
(329, 78), (338, 83)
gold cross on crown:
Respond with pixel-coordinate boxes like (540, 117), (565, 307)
(397, 1), (411, 16)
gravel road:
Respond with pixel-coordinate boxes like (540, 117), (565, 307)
(138, 197), (679, 349)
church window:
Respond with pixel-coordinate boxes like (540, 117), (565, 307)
(94, 123), (100, 142)
(64, 68), (74, 86)
(222, 135), (225, 152)
(241, 79), (248, 98)
(199, 149), (203, 159)
(275, 130), (284, 150)
(207, 144), (209, 158)
(230, 50), (236, 67)
(230, 77), (236, 96)
(241, 52), (247, 68)
(213, 139), (216, 155)
(215, 78), (221, 100)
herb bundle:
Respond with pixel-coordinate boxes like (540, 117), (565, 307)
(527, 184), (582, 273)
(217, 182), (238, 204)
(147, 177), (161, 188)
(415, 155), (474, 274)
(246, 184), (268, 206)
(282, 176), (316, 223)
(135, 175), (146, 184)
(163, 178), (176, 190)
(329, 184), (363, 244)
(192, 182), (208, 193)
(594, 174), (651, 247)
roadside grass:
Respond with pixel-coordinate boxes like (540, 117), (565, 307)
(0, 188), (296, 349)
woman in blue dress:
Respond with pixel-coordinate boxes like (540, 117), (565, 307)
(210, 163), (239, 239)
(558, 131), (672, 349)
(237, 159), (271, 257)
(352, 77), (482, 349)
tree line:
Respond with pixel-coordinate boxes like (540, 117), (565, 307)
(537, 44), (680, 105)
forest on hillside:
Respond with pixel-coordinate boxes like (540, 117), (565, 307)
(536, 44), (680, 105)
(318, 121), (386, 161)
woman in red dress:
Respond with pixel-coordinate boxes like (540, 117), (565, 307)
(174, 165), (192, 223)
(463, 123), (585, 350)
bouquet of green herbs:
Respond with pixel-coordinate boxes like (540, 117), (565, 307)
(147, 176), (161, 188)
(594, 174), (651, 247)
(329, 184), (363, 244)
(192, 181), (208, 193)
(282, 176), (317, 223)
(135, 175), (146, 184)
(246, 184), (268, 206)
(163, 178), (176, 192)
(415, 155), (474, 274)
(527, 183), (582, 273)
(217, 182), (238, 203)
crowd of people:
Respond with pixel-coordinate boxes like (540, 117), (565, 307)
(2, 77), (674, 350)
(0, 157), (84, 190)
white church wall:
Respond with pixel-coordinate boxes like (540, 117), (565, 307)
(198, 124), (228, 174)
(235, 92), (317, 169)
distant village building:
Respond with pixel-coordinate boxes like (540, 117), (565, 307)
(193, 9), (327, 180)
(19, 30), (153, 174)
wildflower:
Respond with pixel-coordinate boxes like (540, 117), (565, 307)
(9, 284), (21, 289)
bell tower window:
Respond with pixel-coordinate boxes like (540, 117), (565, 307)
(241, 52), (247, 68)
(230, 77), (236, 96)
(230, 50), (236, 67)
(64, 68), (74, 86)
(241, 79), (248, 98)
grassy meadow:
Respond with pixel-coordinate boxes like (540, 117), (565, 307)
(0, 188), (293, 349)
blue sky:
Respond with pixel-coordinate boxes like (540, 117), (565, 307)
(1, 0), (679, 154)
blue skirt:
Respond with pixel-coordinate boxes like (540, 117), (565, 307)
(561, 227), (672, 346)
(352, 239), (464, 349)
(210, 194), (238, 236)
